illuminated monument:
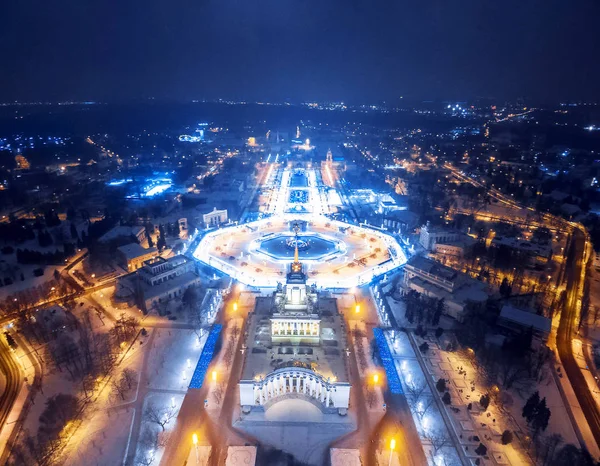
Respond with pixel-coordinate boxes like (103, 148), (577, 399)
(271, 224), (320, 342)
(238, 226), (351, 414)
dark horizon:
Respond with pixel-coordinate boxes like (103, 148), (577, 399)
(2, 0), (600, 104)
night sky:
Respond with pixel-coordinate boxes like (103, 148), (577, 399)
(2, 0), (599, 103)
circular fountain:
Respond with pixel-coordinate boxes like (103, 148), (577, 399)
(285, 236), (310, 251)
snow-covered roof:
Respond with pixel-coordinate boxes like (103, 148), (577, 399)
(99, 225), (145, 243)
(499, 304), (551, 334)
(117, 243), (156, 260)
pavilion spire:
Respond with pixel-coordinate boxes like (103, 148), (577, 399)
(293, 223), (300, 263)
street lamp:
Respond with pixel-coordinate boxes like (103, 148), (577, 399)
(373, 374), (379, 385)
(388, 438), (396, 466)
(192, 433), (199, 465)
(212, 370), (217, 382)
(355, 304), (360, 314)
(233, 302), (238, 312)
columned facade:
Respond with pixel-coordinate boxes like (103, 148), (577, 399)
(239, 367), (350, 414)
(271, 318), (320, 337)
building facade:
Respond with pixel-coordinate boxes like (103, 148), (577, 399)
(136, 255), (201, 312)
(419, 222), (461, 251)
(238, 232), (351, 415)
(203, 208), (228, 228)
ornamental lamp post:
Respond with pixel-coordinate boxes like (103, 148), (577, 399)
(192, 433), (199, 465)
(388, 438), (396, 466)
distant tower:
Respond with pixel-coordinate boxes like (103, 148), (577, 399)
(296, 126), (301, 139)
(326, 148), (333, 165)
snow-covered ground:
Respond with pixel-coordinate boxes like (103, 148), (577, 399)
(384, 330), (461, 466)
(418, 332), (579, 465)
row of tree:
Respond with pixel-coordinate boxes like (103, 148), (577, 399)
(16, 245), (75, 265)
(403, 290), (445, 326)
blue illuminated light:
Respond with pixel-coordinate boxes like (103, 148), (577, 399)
(107, 178), (132, 186)
(189, 324), (223, 389)
(373, 328), (403, 394)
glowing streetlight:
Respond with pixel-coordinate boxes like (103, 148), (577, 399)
(212, 370), (217, 382)
(373, 374), (379, 385)
(388, 438), (396, 466)
(233, 302), (238, 312)
(192, 433), (199, 465)
(355, 304), (360, 314)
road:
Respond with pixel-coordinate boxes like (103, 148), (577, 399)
(366, 394), (427, 466)
(0, 338), (21, 433)
(556, 228), (600, 448)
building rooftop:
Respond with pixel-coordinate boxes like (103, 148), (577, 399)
(499, 305), (551, 334)
(117, 243), (157, 260)
(140, 270), (200, 300)
(491, 236), (552, 257)
(99, 225), (145, 243)
(241, 296), (348, 383)
(406, 255), (457, 282)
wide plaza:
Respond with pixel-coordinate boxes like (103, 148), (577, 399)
(193, 214), (406, 288)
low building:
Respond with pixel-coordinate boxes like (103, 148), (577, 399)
(419, 222), (461, 251)
(383, 210), (419, 235)
(490, 236), (552, 265)
(98, 225), (146, 245)
(203, 207), (228, 228)
(117, 243), (158, 272)
(402, 255), (488, 322)
(135, 255), (201, 312)
(433, 241), (467, 257)
(497, 304), (551, 339)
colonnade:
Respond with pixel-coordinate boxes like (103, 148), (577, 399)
(251, 368), (335, 407)
(272, 319), (319, 337)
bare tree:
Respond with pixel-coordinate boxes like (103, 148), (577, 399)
(139, 426), (171, 451)
(415, 395), (435, 421)
(213, 382), (225, 405)
(406, 380), (428, 404)
(423, 428), (451, 458)
(529, 347), (551, 381)
(111, 313), (139, 346)
(144, 403), (176, 431)
(224, 336), (236, 370)
(535, 433), (563, 466)
(121, 368), (138, 390)
(111, 378), (128, 401)
(231, 324), (240, 341)
(191, 312), (209, 341)
(406, 380), (434, 420)
(135, 450), (156, 466)
(497, 355), (529, 390)
(365, 383), (376, 409)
